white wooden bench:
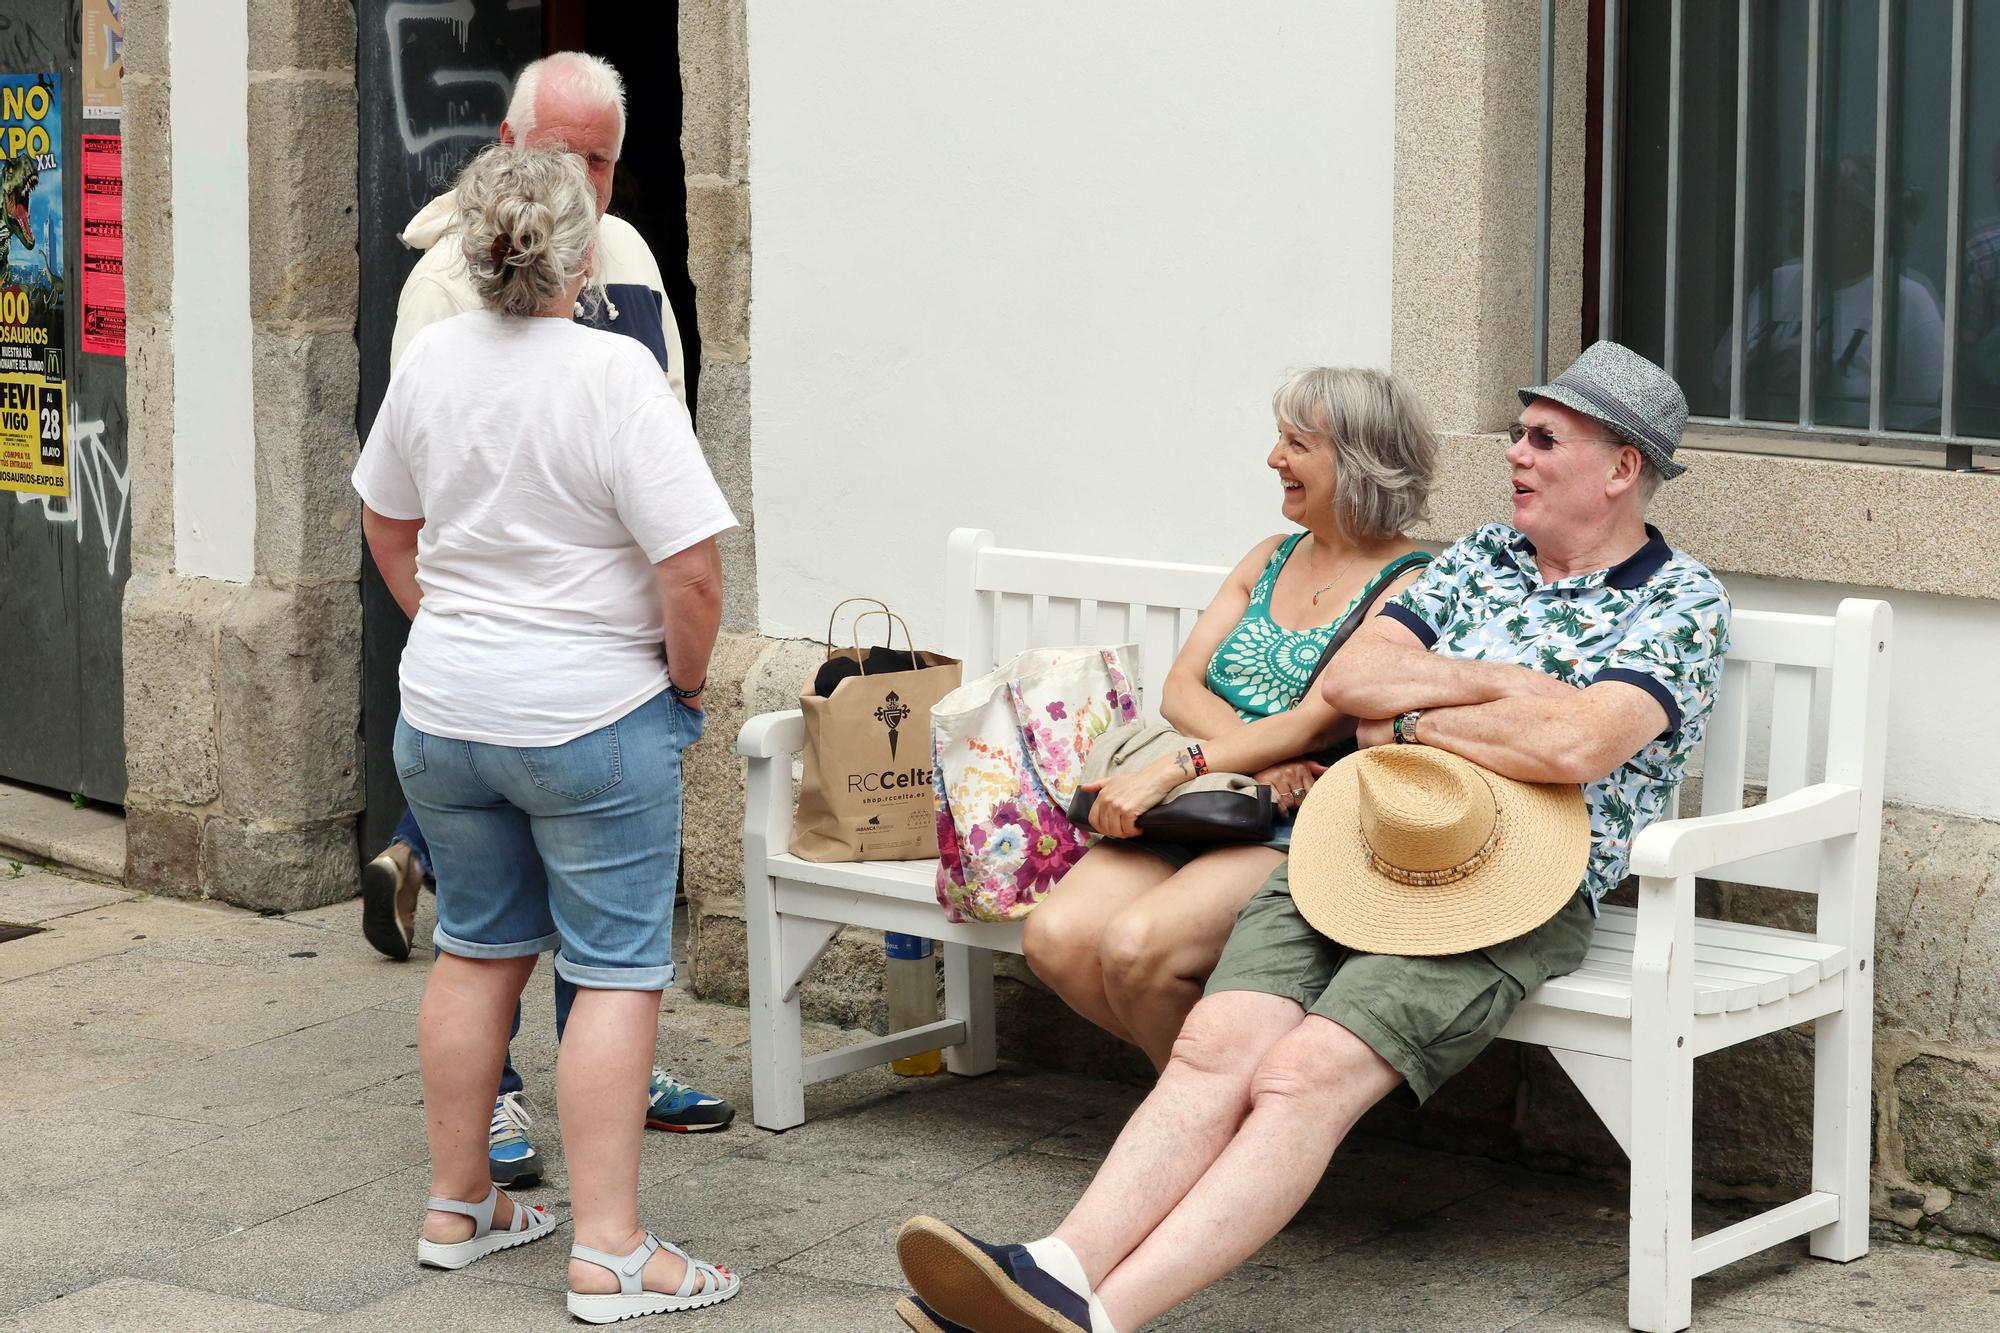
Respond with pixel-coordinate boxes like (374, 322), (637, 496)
(739, 527), (1892, 1332)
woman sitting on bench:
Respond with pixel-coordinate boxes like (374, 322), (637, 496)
(1022, 367), (1438, 1069)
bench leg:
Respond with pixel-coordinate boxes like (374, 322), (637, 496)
(941, 943), (997, 1076)
(1627, 1047), (1694, 1332)
(1808, 1004), (1871, 1262)
(746, 874), (806, 1132)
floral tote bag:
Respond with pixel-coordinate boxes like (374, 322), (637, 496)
(931, 645), (1141, 923)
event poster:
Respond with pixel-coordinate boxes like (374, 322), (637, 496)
(0, 74), (67, 498)
(81, 135), (122, 357)
(82, 0), (124, 120)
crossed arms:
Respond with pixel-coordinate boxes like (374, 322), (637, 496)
(1318, 616), (1668, 786)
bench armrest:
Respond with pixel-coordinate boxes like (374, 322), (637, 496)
(1627, 782), (1861, 880)
(738, 709), (806, 760)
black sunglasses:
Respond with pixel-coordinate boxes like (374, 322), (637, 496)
(1508, 423), (1624, 450)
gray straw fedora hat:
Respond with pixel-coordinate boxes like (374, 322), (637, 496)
(1519, 340), (1690, 480)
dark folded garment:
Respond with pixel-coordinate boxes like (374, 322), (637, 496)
(813, 644), (926, 698)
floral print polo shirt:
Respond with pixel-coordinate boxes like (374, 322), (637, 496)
(1380, 522), (1732, 906)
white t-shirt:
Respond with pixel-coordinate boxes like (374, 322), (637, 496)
(352, 310), (737, 746)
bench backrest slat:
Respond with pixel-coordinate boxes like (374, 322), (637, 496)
(1719, 612), (1837, 669)
(941, 529), (1890, 919)
(950, 532), (1228, 712)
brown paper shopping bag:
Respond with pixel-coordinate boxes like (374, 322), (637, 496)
(790, 600), (962, 862)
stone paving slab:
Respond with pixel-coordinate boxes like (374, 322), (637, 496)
(0, 1102), (226, 1211)
(635, 1154), (927, 1283)
(736, 1067), (1138, 1185)
(0, 1020), (215, 1113)
(779, 1146), (1103, 1292)
(0, 894), (237, 983)
(4, 869), (1997, 1330)
(134, 1164), (435, 1315)
(1518, 1282), (1871, 1332)
(0, 1276), (318, 1332)
(0, 865), (129, 922)
(99, 1007), (423, 1129)
(92, 1096), (430, 1228)
(1689, 1238), (2000, 1332)
(0, 944), (255, 1042)
(1165, 1211), (1632, 1330)
(0, 1183), (241, 1319)
(0, 780), (124, 881)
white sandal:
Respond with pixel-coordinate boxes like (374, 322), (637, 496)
(414, 1185), (556, 1270)
(565, 1232), (741, 1323)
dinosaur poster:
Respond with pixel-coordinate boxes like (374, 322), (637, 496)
(0, 73), (66, 498)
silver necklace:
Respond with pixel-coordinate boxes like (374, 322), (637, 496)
(1305, 540), (1364, 605)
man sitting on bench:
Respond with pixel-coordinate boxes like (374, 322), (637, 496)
(890, 342), (1734, 1333)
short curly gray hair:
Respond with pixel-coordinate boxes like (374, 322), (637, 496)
(1271, 367), (1438, 542)
(454, 144), (600, 319)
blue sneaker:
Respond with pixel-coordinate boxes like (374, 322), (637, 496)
(645, 1068), (735, 1133)
(488, 1091), (541, 1187)
(895, 1216), (1090, 1333)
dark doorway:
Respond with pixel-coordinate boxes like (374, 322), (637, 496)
(354, 2), (701, 862)
(0, 0), (130, 805)
(549, 2), (702, 408)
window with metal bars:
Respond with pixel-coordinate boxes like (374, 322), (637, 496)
(1545, 0), (2000, 470)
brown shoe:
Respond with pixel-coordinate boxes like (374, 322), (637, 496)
(361, 841), (422, 960)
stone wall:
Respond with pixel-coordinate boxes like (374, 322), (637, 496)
(122, 0), (364, 913)
(676, 0), (769, 984)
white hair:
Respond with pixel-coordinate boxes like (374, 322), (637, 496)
(508, 52), (627, 157)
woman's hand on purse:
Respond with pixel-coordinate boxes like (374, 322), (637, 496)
(1081, 757), (1185, 839)
(1256, 759), (1327, 816)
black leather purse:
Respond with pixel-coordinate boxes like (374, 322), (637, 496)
(1065, 550), (1430, 845)
(1068, 781), (1276, 844)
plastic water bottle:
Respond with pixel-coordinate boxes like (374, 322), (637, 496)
(885, 932), (943, 1076)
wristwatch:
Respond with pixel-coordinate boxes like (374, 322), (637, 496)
(1392, 709), (1423, 744)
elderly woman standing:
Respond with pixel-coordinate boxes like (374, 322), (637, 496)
(352, 145), (740, 1322)
(1025, 368), (1438, 1070)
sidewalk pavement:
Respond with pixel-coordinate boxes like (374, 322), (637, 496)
(0, 781), (125, 882)
(2, 864), (1995, 1332)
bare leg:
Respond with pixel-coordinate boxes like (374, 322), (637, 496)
(1050, 990), (1306, 1284)
(1094, 1016), (1401, 1330)
(419, 951), (538, 1242)
(561, 985), (697, 1295)
(1021, 843), (1173, 1044)
(1098, 845), (1285, 1070)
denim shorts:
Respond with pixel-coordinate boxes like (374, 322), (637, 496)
(394, 689), (702, 990)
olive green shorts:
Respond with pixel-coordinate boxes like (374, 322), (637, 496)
(1204, 860), (1596, 1104)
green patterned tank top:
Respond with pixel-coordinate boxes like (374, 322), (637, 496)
(1204, 535), (1431, 723)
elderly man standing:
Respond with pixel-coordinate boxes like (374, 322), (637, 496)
(359, 51), (730, 1189)
(891, 343), (1732, 1333)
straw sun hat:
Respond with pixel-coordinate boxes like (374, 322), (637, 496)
(1289, 746), (1590, 956)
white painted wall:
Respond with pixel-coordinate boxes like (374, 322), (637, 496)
(746, 1), (1398, 639)
(1722, 577), (2000, 822)
(170, 0), (257, 582)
